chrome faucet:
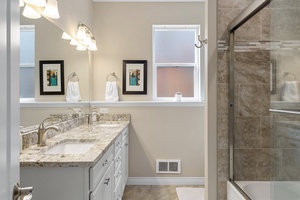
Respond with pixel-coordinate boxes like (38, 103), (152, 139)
(88, 106), (100, 124)
(37, 117), (60, 146)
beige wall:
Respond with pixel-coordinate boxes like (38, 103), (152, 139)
(92, 2), (205, 101)
(102, 106), (204, 177)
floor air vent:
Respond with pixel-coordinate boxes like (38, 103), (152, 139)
(156, 159), (181, 174)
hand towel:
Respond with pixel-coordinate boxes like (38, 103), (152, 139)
(281, 81), (299, 101)
(66, 81), (82, 102)
(105, 81), (119, 102)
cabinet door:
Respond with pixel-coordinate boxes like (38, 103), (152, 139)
(90, 163), (115, 200)
(121, 136), (129, 193)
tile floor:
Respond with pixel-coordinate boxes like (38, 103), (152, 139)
(122, 185), (203, 200)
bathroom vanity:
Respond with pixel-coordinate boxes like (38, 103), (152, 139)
(20, 119), (129, 200)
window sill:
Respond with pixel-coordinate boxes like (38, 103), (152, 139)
(90, 101), (205, 107)
(20, 101), (205, 107)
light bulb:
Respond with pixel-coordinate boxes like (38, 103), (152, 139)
(76, 25), (87, 40)
(62, 32), (72, 40)
(82, 33), (92, 45)
(70, 39), (79, 46)
(42, 0), (60, 19)
(22, 5), (41, 19)
(88, 39), (97, 51)
(76, 44), (87, 51)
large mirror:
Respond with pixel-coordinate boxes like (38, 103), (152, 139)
(20, 13), (90, 130)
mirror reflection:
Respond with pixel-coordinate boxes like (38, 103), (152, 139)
(20, 13), (90, 131)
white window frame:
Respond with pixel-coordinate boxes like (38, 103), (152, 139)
(20, 25), (35, 102)
(152, 25), (201, 102)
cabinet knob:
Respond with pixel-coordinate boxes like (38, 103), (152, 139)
(104, 178), (110, 185)
(102, 159), (108, 167)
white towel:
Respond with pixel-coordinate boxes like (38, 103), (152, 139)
(281, 81), (299, 101)
(66, 81), (81, 102)
(105, 81), (119, 102)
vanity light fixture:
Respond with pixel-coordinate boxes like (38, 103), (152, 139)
(61, 24), (98, 51)
(22, 4), (41, 19)
(21, 0), (60, 19)
(75, 23), (98, 51)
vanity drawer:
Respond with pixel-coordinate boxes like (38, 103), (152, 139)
(114, 150), (122, 169)
(90, 144), (114, 190)
(114, 134), (122, 154)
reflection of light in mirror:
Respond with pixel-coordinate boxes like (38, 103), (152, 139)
(75, 23), (98, 51)
(42, 0), (60, 19)
(62, 23), (98, 51)
(22, 5), (41, 19)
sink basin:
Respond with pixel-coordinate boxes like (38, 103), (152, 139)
(44, 142), (96, 155)
(99, 124), (119, 128)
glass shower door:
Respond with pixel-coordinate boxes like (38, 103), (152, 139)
(270, 0), (300, 199)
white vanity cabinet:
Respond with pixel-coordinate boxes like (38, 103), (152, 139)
(20, 126), (129, 200)
(90, 144), (115, 200)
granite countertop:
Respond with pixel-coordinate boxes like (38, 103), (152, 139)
(20, 121), (129, 168)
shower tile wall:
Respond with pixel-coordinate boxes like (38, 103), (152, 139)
(217, 0), (272, 199)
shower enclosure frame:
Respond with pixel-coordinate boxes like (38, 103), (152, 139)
(227, 0), (270, 198)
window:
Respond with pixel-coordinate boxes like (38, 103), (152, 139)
(153, 25), (201, 101)
(20, 25), (35, 100)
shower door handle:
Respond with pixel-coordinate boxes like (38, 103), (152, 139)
(270, 60), (276, 94)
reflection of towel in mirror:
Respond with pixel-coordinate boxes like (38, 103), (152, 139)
(281, 81), (299, 101)
(66, 81), (81, 102)
(105, 81), (119, 102)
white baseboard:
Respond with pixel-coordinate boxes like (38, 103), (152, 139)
(126, 177), (205, 186)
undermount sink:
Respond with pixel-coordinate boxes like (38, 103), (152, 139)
(99, 124), (119, 128)
(44, 141), (96, 155)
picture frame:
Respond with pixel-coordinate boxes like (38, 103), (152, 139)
(122, 60), (147, 95)
(39, 60), (65, 95)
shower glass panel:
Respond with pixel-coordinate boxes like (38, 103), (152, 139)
(270, 0), (300, 199)
(228, 0), (300, 199)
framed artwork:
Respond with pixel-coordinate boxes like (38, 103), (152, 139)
(39, 60), (65, 95)
(122, 60), (147, 95)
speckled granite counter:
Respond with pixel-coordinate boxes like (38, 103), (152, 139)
(20, 121), (129, 168)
